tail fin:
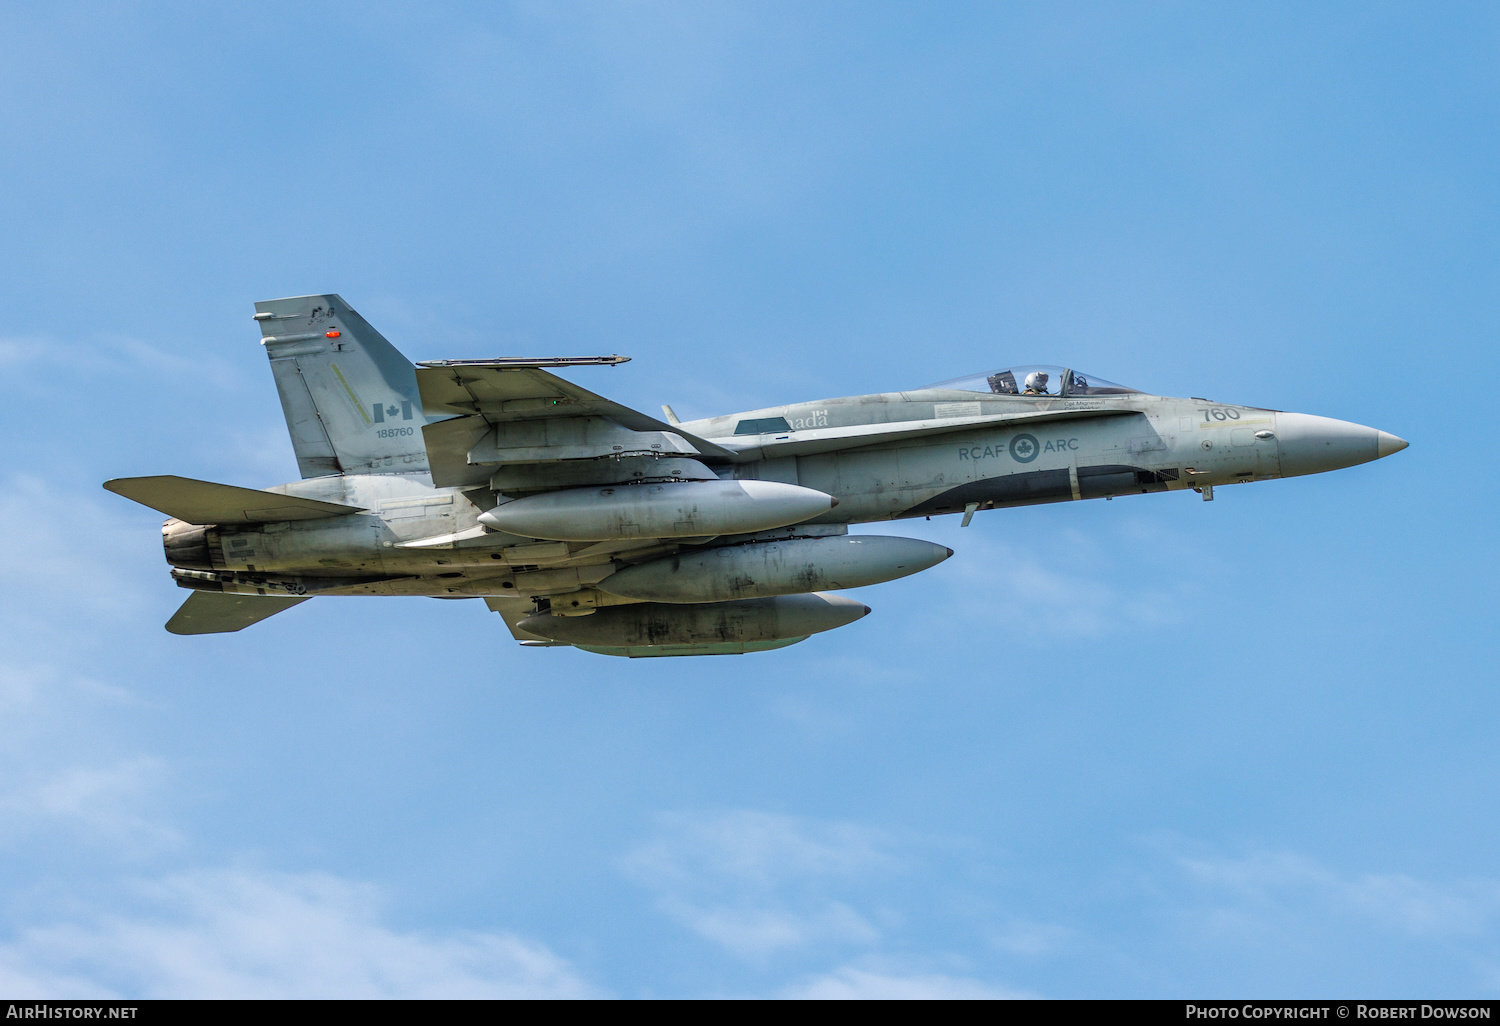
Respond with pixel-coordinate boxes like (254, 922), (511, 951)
(255, 294), (430, 478)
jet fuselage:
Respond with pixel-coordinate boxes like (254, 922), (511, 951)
(108, 293), (1406, 653)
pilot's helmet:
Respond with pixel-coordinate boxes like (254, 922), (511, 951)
(1024, 370), (1049, 393)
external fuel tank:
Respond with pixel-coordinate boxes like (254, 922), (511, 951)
(478, 479), (837, 542)
(518, 592), (870, 647)
(598, 535), (952, 603)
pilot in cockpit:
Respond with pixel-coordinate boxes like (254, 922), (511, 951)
(1022, 370), (1051, 396)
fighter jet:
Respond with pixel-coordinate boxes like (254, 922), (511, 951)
(104, 294), (1408, 657)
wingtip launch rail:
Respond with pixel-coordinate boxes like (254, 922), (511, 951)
(416, 356), (631, 369)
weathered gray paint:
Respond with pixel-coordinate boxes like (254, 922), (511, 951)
(518, 593), (870, 646)
(598, 535), (952, 603)
(257, 294), (431, 477)
(104, 294), (1409, 656)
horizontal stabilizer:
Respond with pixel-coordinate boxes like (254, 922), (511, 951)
(104, 476), (364, 525)
(165, 592), (310, 634)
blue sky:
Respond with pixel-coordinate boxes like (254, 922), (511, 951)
(1, 1), (1496, 998)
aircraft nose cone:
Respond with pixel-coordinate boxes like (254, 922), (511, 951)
(1274, 412), (1398, 478)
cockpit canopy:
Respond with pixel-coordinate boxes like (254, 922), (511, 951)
(925, 365), (1139, 397)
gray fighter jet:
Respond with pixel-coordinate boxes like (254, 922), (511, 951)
(105, 294), (1408, 657)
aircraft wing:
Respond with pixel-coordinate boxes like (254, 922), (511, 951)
(416, 359), (741, 488)
(104, 476), (365, 525)
(714, 407), (1141, 460)
(165, 592), (311, 634)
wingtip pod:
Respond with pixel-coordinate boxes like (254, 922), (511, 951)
(478, 479), (837, 542)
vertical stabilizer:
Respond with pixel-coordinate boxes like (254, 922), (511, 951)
(255, 294), (430, 478)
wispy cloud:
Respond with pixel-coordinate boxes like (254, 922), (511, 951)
(0, 869), (601, 999)
(1170, 846), (1500, 941)
(986, 919), (1073, 957)
(781, 963), (1034, 999)
(623, 809), (896, 959)
(622, 810), (1037, 995)
(928, 525), (1197, 641)
(0, 336), (51, 367)
(629, 809), (895, 890)
(0, 662), (174, 857)
(0, 756), (178, 857)
(0, 489), (182, 860)
(0, 332), (241, 386)
(0, 475), (161, 623)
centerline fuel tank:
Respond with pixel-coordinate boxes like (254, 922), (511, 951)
(518, 593), (869, 647)
(598, 535), (952, 603)
(478, 479), (837, 542)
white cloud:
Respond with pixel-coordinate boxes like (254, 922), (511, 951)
(0, 332), (240, 384)
(0, 869), (601, 999)
(623, 810), (1057, 996)
(0, 756), (178, 856)
(666, 901), (879, 961)
(0, 538), (598, 998)
(781, 964), (1033, 999)
(0, 481), (185, 854)
(0, 662), (175, 856)
(0, 336), (50, 367)
(987, 919), (1073, 957)
(1174, 848), (1500, 940)
(0, 475), (158, 621)
(894, 520), (1200, 646)
(629, 809), (894, 889)
(624, 810), (896, 959)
